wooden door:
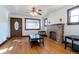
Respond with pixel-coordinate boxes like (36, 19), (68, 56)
(10, 17), (22, 37)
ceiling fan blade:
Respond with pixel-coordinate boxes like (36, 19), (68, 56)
(38, 9), (42, 11)
(37, 12), (42, 15)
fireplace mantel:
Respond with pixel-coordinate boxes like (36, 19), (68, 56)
(47, 23), (65, 26)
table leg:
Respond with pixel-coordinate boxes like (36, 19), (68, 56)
(43, 38), (44, 46)
(72, 39), (73, 50)
(41, 38), (44, 46)
(65, 37), (67, 49)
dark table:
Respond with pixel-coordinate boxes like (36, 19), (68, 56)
(65, 35), (79, 50)
(29, 34), (44, 48)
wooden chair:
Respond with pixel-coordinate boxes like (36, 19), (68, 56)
(38, 31), (47, 37)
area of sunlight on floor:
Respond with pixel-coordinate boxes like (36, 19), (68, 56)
(0, 46), (13, 53)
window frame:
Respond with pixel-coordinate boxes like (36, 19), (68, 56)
(44, 19), (48, 26)
(25, 18), (41, 30)
(44, 18), (52, 26)
(67, 5), (79, 25)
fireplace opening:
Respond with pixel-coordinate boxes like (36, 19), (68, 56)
(49, 31), (56, 41)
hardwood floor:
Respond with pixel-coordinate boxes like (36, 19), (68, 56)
(0, 37), (77, 54)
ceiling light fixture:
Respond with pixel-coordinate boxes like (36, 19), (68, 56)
(30, 12), (38, 16)
(30, 7), (42, 16)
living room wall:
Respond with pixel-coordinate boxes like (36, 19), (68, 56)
(9, 13), (46, 36)
(0, 6), (10, 44)
(47, 5), (79, 36)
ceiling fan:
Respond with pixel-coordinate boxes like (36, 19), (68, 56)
(30, 7), (42, 16)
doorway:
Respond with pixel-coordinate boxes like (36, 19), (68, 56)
(10, 17), (22, 37)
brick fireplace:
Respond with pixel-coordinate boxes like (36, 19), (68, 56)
(47, 23), (64, 43)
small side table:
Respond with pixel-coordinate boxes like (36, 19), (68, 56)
(65, 35), (79, 50)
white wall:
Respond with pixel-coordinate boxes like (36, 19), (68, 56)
(0, 6), (9, 44)
(47, 5), (79, 36)
(9, 13), (46, 36)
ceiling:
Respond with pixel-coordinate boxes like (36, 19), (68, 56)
(4, 5), (66, 17)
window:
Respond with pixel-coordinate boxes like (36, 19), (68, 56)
(25, 18), (41, 30)
(67, 6), (79, 25)
(44, 18), (52, 26)
(44, 19), (48, 26)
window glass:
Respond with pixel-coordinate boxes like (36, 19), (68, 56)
(70, 16), (79, 22)
(25, 18), (40, 30)
(67, 6), (79, 25)
(70, 8), (79, 16)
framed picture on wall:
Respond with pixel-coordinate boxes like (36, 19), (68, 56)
(44, 18), (52, 26)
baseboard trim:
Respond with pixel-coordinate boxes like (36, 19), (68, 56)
(0, 37), (11, 46)
(22, 35), (29, 37)
(0, 36), (29, 46)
